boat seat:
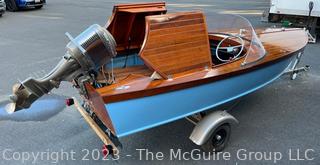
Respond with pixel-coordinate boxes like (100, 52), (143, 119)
(106, 2), (167, 54)
(139, 11), (213, 79)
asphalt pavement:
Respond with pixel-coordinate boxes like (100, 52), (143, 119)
(0, 0), (319, 164)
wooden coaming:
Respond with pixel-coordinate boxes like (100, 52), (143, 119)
(96, 28), (308, 103)
(139, 11), (213, 79)
(106, 2), (166, 54)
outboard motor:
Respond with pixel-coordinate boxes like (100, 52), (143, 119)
(7, 24), (117, 113)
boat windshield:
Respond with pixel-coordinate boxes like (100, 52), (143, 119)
(206, 13), (266, 66)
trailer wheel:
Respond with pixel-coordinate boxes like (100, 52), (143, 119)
(5, 0), (18, 11)
(35, 5), (43, 9)
(268, 13), (282, 23)
(201, 123), (231, 153)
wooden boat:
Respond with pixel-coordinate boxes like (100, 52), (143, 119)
(75, 3), (308, 153)
(8, 2), (308, 155)
(73, 2), (307, 154)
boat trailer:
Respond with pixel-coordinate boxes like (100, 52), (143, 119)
(67, 96), (239, 157)
(283, 51), (310, 80)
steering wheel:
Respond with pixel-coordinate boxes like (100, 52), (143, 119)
(215, 34), (245, 63)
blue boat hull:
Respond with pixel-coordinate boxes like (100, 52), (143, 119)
(105, 56), (294, 137)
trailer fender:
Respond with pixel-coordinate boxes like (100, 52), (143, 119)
(189, 111), (238, 146)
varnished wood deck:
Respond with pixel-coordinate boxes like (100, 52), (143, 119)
(96, 28), (308, 103)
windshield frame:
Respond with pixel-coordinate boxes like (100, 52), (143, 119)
(205, 13), (266, 66)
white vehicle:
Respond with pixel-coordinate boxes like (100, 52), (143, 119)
(267, 0), (319, 42)
(269, 0), (320, 17)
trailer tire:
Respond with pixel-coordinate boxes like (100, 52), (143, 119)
(268, 13), (282, 23)
(201, 123), (231, 153)
(35, 5), (43, 9)
(5, 0), (18, 12)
